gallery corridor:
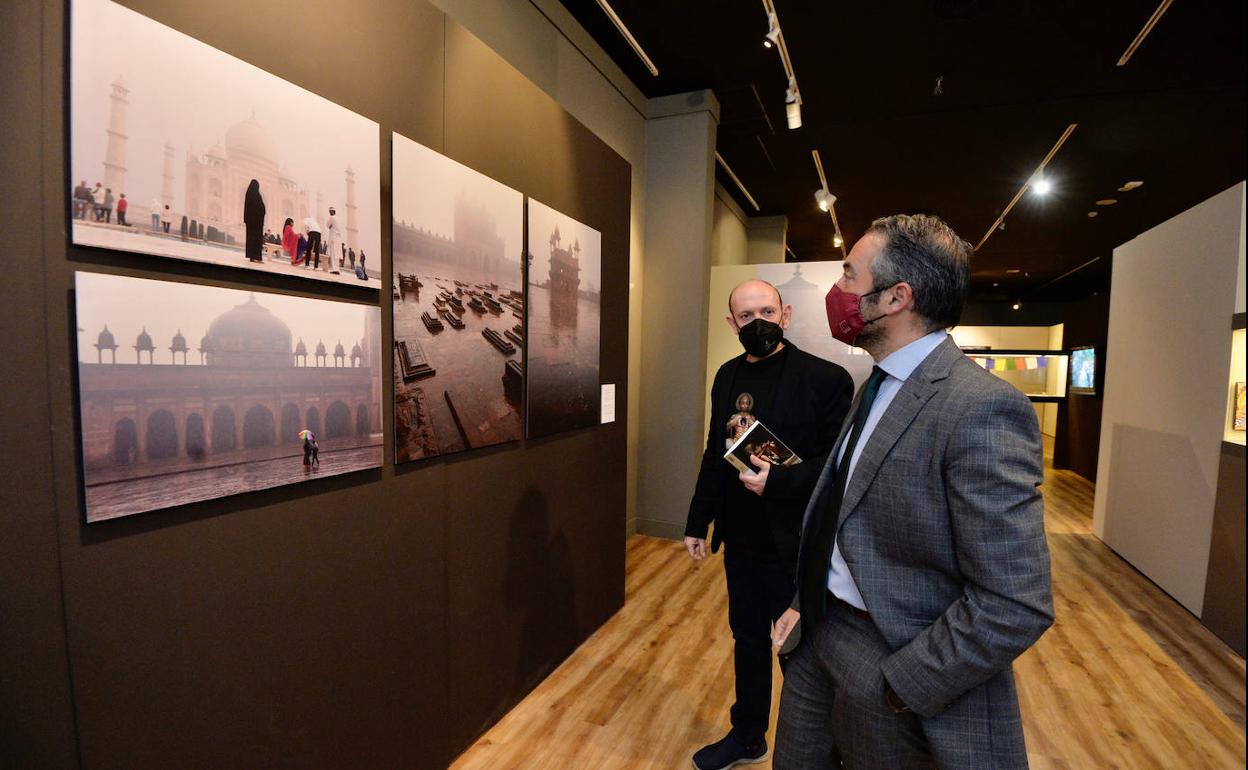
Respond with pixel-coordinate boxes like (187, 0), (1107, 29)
(452, 466), (1247, 769)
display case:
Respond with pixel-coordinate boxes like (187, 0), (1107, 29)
(961, 349), (1069, 402)
(1225, 319), (1245, 445)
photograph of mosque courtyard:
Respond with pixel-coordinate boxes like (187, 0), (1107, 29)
(75, 273), (383, 522)
(70, 0), (381, 289)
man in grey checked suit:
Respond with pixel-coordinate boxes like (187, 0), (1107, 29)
(769, 213), (1053, 769)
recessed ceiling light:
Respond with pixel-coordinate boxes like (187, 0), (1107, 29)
(993, 282), (1000, 287)
(1006, 269), (1021, 274)
(1096, 199), (1117, 206)
(1118, 180), (1144, 192)
(1087, 211), (1098, 218)
(1012, 302), (1022, 311)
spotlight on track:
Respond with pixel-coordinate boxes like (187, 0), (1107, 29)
(785, 79), (801, 129)
(764, 12), (780, 48)
(833, 233), (843, 248)
(814, 188), (835, 212)
(1032, 177), (1052, 196)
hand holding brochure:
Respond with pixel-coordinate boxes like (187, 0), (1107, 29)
(724, 419), (801, 474)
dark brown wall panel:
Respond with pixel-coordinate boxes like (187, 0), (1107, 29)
(0, 0), (80, 767)
(1053, 292), (1110, 481)
(441, 21), (629, 755)
(1203, 443), (1245, 656)
(6, 0), (630, 768)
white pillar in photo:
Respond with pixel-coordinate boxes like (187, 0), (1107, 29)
(160, 142), (175, 210)
(345, 166), (359, 250)
(103, 77), (128, 197)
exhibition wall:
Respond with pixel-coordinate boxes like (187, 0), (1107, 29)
(1093, 182), (1246, 618)
(0, 1), (633, 767)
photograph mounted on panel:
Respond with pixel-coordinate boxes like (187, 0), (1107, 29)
(525, 199), (602, 438)
(391, 133), (524, 463)
(74, 272), (383, 522)
(1234, 382), (1245, 432)
(70, 0), (381, 289)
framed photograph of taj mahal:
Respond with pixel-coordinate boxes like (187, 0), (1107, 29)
(69, 0), (381, 289)
(525, 199), (602, 438)
(74, 271), (384, 522)
(390, 132), (525, 463)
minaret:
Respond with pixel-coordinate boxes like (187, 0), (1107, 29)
(364, 310), (381, 432)
(345, 166), (359, 250)
(103, 77), (129, 196)
(160, 142), (175, 210)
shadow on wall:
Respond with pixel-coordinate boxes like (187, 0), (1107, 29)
(1104, 423), (1216, 613)
(505, 488), (577, 695)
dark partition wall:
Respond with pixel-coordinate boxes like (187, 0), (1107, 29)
(1052, 292), (1110, 482)
(0, 1), (629, 768)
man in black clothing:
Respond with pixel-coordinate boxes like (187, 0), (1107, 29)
(685, 279), (854, 770)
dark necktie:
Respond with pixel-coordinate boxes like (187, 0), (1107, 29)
(799, 365), (888, 632)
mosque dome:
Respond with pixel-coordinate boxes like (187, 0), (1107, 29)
(170, 329), (188, 352)
(95, 325), (116, 350)
(134, 327), (154, 351)
(206, 143), (227, 160)
(224, 114), (279, 165)
(204, 294), (293, 367)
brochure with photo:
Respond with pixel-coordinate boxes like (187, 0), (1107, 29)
(723, 419), (801, 474)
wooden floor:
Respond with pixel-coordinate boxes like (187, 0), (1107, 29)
(451, 466), (1246, 769)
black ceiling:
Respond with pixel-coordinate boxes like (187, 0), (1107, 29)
(557, 0), (1246, 302)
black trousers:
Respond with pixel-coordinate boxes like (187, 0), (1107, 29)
(724, 543), (795, 744)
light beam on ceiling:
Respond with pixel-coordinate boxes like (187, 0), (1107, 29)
(812, 149), (847, 259)
(761, 0), (802, 129)
(593, 0), (659, 76)
(716, 151), (760, 211)
(1117, 0), (1174, 67)
(975, 123), (1078, 252)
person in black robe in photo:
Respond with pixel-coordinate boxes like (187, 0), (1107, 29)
(243, 179), (265, 262)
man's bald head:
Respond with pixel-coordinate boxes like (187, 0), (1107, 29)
(728, 279), (783, 317)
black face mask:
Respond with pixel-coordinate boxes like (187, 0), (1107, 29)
(737, 318), (784, 358)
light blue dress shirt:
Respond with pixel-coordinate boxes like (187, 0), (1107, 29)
(827, 329), (949, 610)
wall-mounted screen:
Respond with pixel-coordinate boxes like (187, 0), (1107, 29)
(1070, 346), (1097, 395)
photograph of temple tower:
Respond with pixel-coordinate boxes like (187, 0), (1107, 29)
(69, 0), (381, 288)
(74, 272), (383, 522)
(525, 198), (602, 438)
(390, 132), (525, 463)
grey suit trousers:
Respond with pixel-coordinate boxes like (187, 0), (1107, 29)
(775, 600), (935, 770)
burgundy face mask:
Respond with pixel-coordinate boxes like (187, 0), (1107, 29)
(825, 284), (888, 345)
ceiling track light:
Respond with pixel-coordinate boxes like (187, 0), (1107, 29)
(975, 123), (1077, 252)
(764, 11), (780, 47)
(812, 149), (847, 258)
(1117, 0), (1174, 67)
(716, 151), (760, 212)
(593, 0), (659, 76)
(761, 0), (802, 130)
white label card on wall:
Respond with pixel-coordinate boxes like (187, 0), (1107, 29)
(601, 384), (616, 424)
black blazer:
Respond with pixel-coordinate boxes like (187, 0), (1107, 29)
(685, 341), (853, 574)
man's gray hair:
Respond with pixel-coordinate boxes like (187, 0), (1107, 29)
(865, 213), (972, 329)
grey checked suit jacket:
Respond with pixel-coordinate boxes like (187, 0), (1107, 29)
(787, 336), (1053, 768)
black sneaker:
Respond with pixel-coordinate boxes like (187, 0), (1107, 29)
(692, 732), (768, 770)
